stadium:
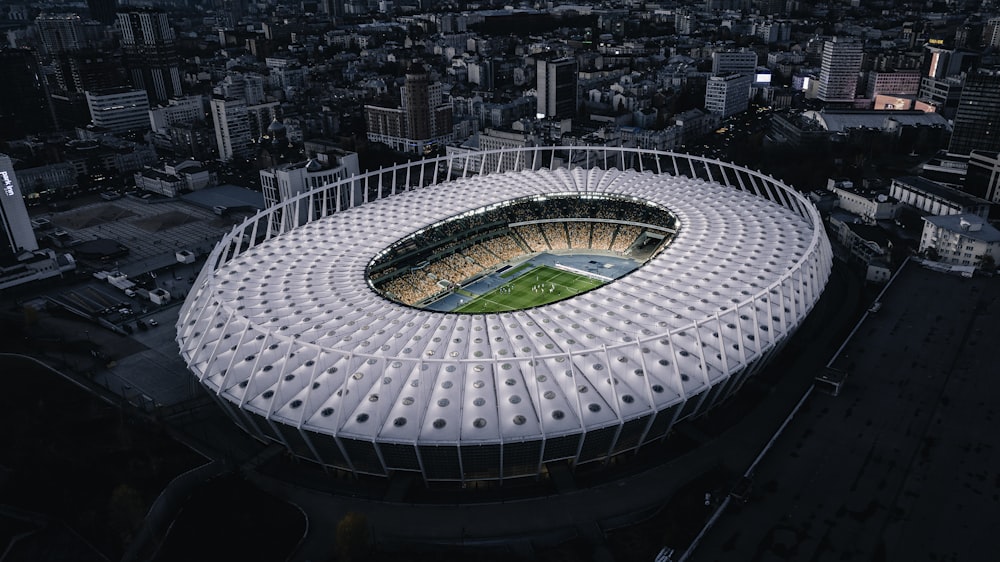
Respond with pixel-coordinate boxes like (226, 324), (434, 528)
(176, 146), (832, 484)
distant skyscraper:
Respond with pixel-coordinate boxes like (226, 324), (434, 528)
(536, 57), (578, 119)
(985, 17), (1000, 50)
(211, 96), (253, 162)
(0, 154), (39, 257)
(117, 9), (183, 103)
(35, 14), (99, 55)
(817, 37), (863, 103)
(948, 70), (1000, 156)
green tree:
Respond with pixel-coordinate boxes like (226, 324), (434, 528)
(108, 483), (147, 546)
(335, 512), (372, 561)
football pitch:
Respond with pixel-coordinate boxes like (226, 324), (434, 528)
(455, 264), (606, 313)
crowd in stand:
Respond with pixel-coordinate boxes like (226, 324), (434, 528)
(567, 222), (591, 249)
(611, 225), (642, 253)
(541, 223), (570, 250)
(591, 222), (616, 250)
(482, 234), (523, 262)
(371, 195), (676, 306)
(383, 269), (441, 305)
(515, 224), (548, 253)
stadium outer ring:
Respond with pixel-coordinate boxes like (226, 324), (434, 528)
(176, 146), (833, 484)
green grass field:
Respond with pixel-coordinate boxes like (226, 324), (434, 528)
(455, 264), (605, 313)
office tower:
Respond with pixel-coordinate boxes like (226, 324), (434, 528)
(0, 48), (55, 141)
(705, 74), (752, 118)
(64, 51), (126, 93)
(918, 75), (964, 119)
(965, 151), (1000, 204)
(214, 0), (247, 28)
(712, 50), (757, 77)
(0, 154), (39, 257)
(817, 37), (863, 103)
(211, 96), (253, 162)
(35, 14), (98, 55)
(922, 46), (978, 79)
(117, 9), (183, 103)
(986, 18), (1000, 50)
(319, 0), (345, 18)
(403, 72), (434, 143)
(948, 70), (1000, 156)
(536, 57), (578, 119)
(86, 0), (117, 25)
(85, 88), (151, 134)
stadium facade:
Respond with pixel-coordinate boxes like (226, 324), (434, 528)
(176, 147), (833, 483)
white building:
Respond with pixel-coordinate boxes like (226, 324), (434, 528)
(827, 179), (900, 223)
(259, 149), (361, 229)
(817, 38), (863, 103)
(85, 88), (151, 134)
(149, 95), (205, 133)
(919, 214), (1000, 270)
(705, 74), (752, 119)
(134, 159), (216, 197)
(211, 96), (252, 162)
(890, 176), (991, 219)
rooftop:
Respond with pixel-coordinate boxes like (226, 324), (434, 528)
(923, 214), (1000, 243)
(893, 176), (991, 208)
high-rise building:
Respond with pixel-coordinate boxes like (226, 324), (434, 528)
(85, 87), (151, 133)
(948, 70), (1000, 156)
(965, 151), (1000, 205)
(985, 17), (1000, 49)
(705, 74), (752, 119)
(536, 57), (578, 120)
(0, 154), (39, 257)
(365, 71), (454, 154)
(117, 9), (182, 103)
(35, 14), (101, 55)
(211, 96), (253, 162)
(817, 37), (863, 103)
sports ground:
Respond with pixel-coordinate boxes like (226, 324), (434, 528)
(454, 264), (606, 313)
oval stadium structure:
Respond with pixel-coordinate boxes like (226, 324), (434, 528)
(176, 147), (833, 483)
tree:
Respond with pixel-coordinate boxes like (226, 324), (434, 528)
(335, 512), (372, 561)
(979, 253), (995, 272)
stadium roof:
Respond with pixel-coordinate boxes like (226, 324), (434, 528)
(177, 161), (829, 453)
